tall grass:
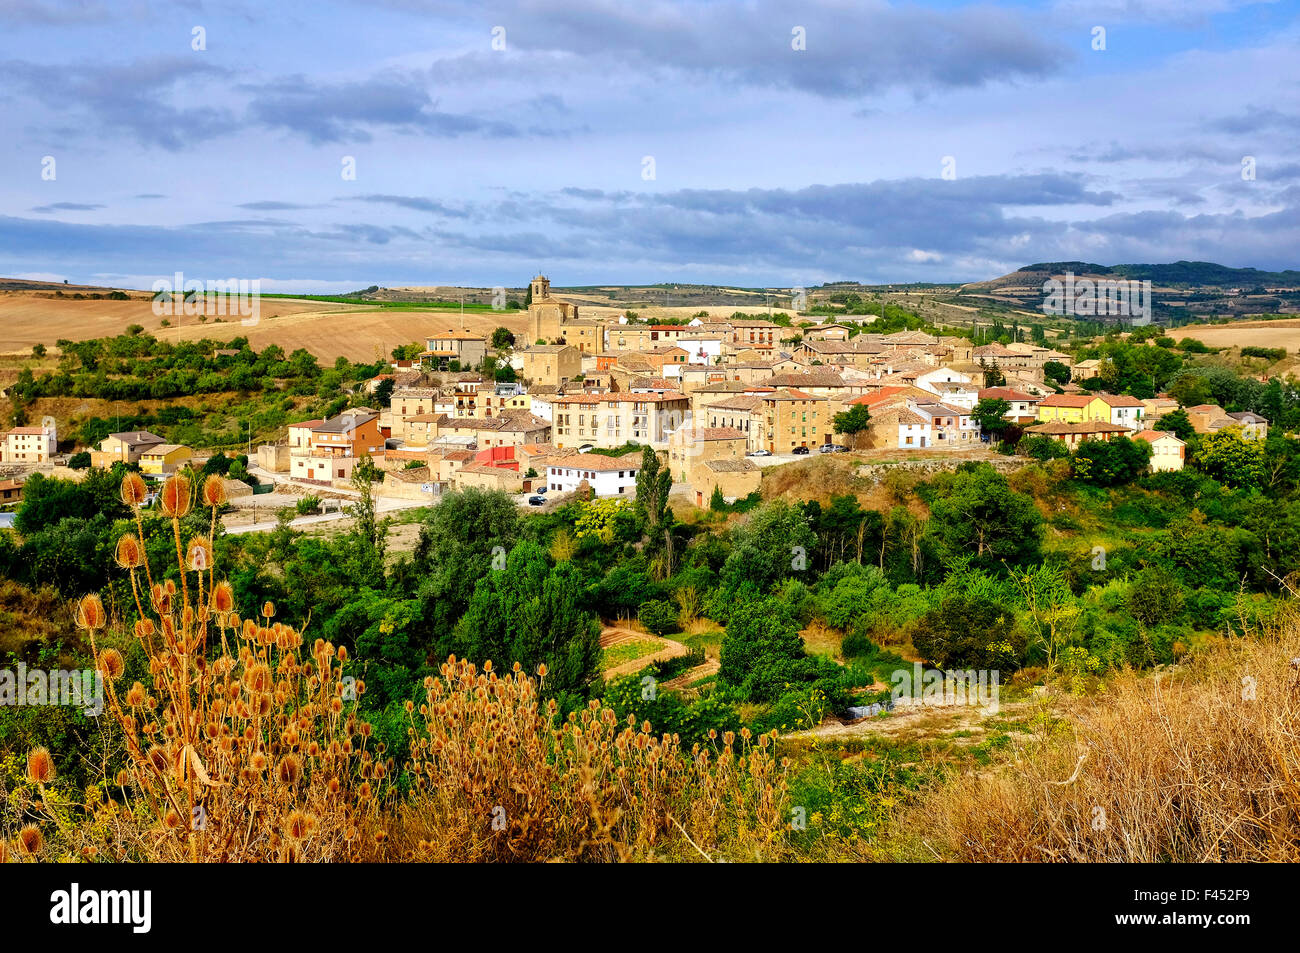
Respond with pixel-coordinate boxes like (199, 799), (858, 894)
(899, 608), (1300, 862)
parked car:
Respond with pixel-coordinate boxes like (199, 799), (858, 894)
(746, 449), (772, 456)
(577, 444), (594, 453)
(527, 495), (546, 506)
(792, 446), (811, 455)
(821, 444), (849, 453)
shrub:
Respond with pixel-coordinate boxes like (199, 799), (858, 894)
(912, 595), (1024, 670)
(638, 598), (678, 636)
(297, 494), (322, 516)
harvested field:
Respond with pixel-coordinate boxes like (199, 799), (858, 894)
(1175, 318), (1300, 352)
(0, 288), (530, 362)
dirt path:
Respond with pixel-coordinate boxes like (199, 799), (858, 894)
(785, 698), (1038, 743)
(661, 658), (720, 691)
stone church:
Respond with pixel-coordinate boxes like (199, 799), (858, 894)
(526, 275), (604, 353)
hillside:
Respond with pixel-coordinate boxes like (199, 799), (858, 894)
(955, 260), (1300, 323)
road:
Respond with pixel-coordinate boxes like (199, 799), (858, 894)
(225, 495), (429, 534)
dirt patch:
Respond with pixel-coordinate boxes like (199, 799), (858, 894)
(599, 625), (690, 678)
(787, 699), (1036, 744)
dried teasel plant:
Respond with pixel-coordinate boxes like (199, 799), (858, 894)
(22, 471), (386, 862)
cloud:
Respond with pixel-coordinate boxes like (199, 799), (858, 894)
(243, 74), (523, 143)
(237, 201), (316, 211)
(0, 56), (234, 149)
(344, 194), (470, 217)
(403, 0), (1067, 98)
(30, 202), (106, 213)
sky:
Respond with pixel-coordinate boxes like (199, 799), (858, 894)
(0, 0), (1296, 292)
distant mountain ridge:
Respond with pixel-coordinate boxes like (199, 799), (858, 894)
(1011, 261), (1300, 288)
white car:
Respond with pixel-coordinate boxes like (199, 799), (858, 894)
(746, 449), (772, 457)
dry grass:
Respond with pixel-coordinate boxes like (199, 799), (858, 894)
(800, 620), (844, 662)
(1175, 318), (1300, 352)
(899, 610), (1300, 862)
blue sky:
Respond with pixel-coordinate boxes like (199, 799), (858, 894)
(0, 0), (1296, 292)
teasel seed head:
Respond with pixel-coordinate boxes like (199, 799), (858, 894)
(277, 753), (301, 785)
(114, 533), (144, 569)
(120, 471), (148, 508)
(202, 474), (227, 508)
(27, 747), (55, 785)
(75, 593), (106, 631)
(16, 825), (43, 856)
(186, 536), (213, 573)
(97, 648), (125, 680)
(286, 810), (315, 841)
(160, 473), (192, 518)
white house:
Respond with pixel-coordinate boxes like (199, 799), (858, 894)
(871, 407), (932, 449)
(1134, 429), (1186, 472)
(911, 401), (980, 446)
(2, 425), (57, 463)
(923, 379), (980, 410)
(546, 453), (641, 497)
(677, 334), (724, 365)
(528, 393), (556, 423)
(977, 387), (1042, 424)
(915, 367), (974, 394)
(1095, 393), (1146, 431)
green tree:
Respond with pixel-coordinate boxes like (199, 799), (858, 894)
(1195, 426), (1267, 488)
(1043, 360), (1070, 386)
(971, 398), (1012, 437)
(718, 597), (808, 702)
(1071, 436), (1153, 486)
(637, 598), (678, 635)
(719, 500), (817, 594)
(1127, 566), (1186, 628)
(1158, 407), (1195, 442)
(411, 487), (521, 646)
(912, 595), (1022, 669)
(634, 446), (674, 576)
(452, 541), (602, 696)
(491, 327), (515, 349)
(832, 403), (871, 435)
(924, 464), (1043, 570)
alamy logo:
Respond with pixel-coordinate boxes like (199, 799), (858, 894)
(0, 664), (102, 716)
(50, 883), (151, 933)
(1042, 271), (1151, 326)
(152, 271), (261, 326)
(890, 662), (999, 714)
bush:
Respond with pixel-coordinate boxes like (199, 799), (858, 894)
(637, 598), (678, 636)
(912, 595), (1024, 670)
(1018, 435), (1070, 461)
(297, 494), (322, 516)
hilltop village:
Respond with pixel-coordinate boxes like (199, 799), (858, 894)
(9, 275), (1266, 516)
